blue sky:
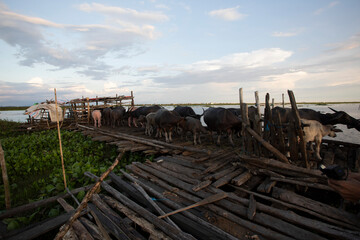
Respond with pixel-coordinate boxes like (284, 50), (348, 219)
(0, 0), (359, 106)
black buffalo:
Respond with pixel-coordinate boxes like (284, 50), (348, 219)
(203, 107), (242, 146)
(173, 106), (202, 119)
(272, 106), (360, 131)
(110, 106), (126, 128)
(154, 109), (186, 143)
(127, 105), (162, 127)
(102, 107), (112, 126)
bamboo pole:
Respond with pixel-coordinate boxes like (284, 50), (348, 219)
(54, 88), (67, 189)
(0, 142), (11, 209)
(54, 152), (123, 240)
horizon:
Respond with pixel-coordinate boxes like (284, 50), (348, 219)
(0, 1), (359, 106)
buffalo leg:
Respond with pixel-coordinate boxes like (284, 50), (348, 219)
(216, 131), (221, 146)
(315, 139), (322, 160)
(227, 129), (235, 147)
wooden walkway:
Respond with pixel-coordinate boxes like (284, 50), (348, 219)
(2, 124), (360, 240)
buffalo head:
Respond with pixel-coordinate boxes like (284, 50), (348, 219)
(328, 107), (360, 131)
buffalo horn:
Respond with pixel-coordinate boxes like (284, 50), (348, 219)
(328, 107), (338, 113)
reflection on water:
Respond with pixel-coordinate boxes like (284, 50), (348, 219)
(1, 104), (359, 144)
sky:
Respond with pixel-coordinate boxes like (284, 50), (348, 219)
(0, 0), (359, 106)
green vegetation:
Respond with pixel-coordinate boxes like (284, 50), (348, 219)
(0, 106), (29, 111)
(0, 120), (152, 231)
(0, 120), (23, 139)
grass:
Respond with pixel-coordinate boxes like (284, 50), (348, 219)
(0, 106), (29, 111)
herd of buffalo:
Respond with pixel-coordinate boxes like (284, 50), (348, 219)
(91, 104), (360, 158)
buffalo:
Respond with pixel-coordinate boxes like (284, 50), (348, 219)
(127, 105), (162, 127)
(203, 107), (242, 146)
(272, 106), (360, 131)
(173, 106), (203, 119)
(178, 116), (208, 145)
(111, 106), (126, 128)
(102, 107), (112, 126)
(154, 109), (186, 143)
(301, 119), (342, 160)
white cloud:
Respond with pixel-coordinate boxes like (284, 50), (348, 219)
(326, 33), (360, 52)
(208, 6), (247, 21)
(272, 29), (303, 37)
(260, 71), (308, 90)
(189, 48), (293, 72)
(78, 3), (169, 23)
(0, 3), (167, 80)
(27, 77), (44, 87)
(314, 1), (339, 15)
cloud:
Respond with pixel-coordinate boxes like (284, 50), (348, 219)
(78, 3), (169, 24)
(152, 48), (293, 86)
(0, 3), (168, 80)
(260, 71), (308, 90)
(272, 29), (303, 37)
(208, 6), (247, 21)
(326, 33), (360, 52)
(314, 1), (339, 15)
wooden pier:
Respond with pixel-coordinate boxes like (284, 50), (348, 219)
(2, 121), (360, 240)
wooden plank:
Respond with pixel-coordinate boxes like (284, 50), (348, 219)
(120, 170), (239, 240)
(212, 168), (244, 188)
(270, 177), (333, 191)
(245, 127), (290, 164)
(86, 172), (197, 240)
(103, 196), (170, 240)
(192, 180), (212, 192)
(0, 181), (110, 220)
(233, 187), (360, 237)
(130, 182), (181, 230)
(91, 194), (146, 240)
(158, 192), (228, 219)
(238, 154), (324, 178)
(88, 203), (130, 240)
(288, 90), (308, 168)
(55, 153), (122, 240)
(257, 177), (277, 193)
(204, 165), (237, 181)
(247, 194), (256, 220)
(6, 211), (78, 240)
(57, 198), (94, 240)
(272, 187), (360, 228)
(231, 170), (252, 186)
(127, 164), (308, 240)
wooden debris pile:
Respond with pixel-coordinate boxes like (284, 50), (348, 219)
(2, 149), (360, 239)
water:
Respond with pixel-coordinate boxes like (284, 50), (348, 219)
(0, 110), (29, 123)
(1, 104), (359, 144)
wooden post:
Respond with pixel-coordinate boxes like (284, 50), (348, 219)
(282, 93), (285, 108)
(288, 90), (309, 168)
(239, 88), (244, 150)
(271, 98), (275, 109)
(254, 91), (262, 156)
(54, 89), (67, 189)
(131, 91), (134, 107)
(87, 97), (90, 124)
(96, 96), (98, 106)
(242, 103), (253, 154)
(239, 88), (243, 108)
(0, 142), (11, 209)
